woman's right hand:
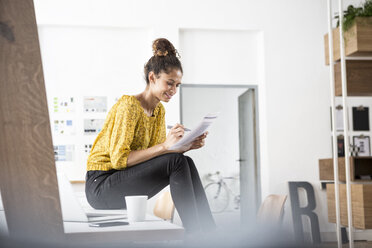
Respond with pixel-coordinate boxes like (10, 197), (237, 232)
(162, 123), (186, 152)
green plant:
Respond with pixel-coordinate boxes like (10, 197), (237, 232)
(335, 0), (372, 31)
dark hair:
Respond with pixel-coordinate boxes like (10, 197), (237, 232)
(144, 38), (183, 84)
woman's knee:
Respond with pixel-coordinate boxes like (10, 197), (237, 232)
(163, 152), (186, 164)
(164, 152), (184, 159)
(184, 155), (197, 170)
(164, 153), (189, 171)
(184, 155), (193, 163)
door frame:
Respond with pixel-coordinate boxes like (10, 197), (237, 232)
(179, 84), (262, 219)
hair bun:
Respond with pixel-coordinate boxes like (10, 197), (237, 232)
(152, 38), (179, 57)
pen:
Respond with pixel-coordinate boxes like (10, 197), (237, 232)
(167, 125), (191, 131)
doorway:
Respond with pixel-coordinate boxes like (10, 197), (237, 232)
(180, 84), (261, 227)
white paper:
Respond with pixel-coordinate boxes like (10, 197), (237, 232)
(84, 119), (105, 135)
(354, 136), (371, 156)
(53, 96), (75, 113)
(169, 113), (218, 150)
(335, 107), (344, 131)
(84, 96), (107, 113)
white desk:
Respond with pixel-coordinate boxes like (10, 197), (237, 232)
(63, 193), (184, 242)
(64, 214), (179, 232)
(0, 191), (184, 242)
(64, 216), (184, 242)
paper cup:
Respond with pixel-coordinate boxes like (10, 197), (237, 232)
(125, 195), (148, 222)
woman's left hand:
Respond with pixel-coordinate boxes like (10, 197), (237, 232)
(187, 131), (208, 151)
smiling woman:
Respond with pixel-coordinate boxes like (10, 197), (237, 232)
(85, 38), (216, 236)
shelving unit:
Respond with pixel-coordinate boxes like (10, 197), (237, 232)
(327, 183), (372, 229)
(324, 16), (372, 65)
(334, 60), (372, 96)
(319, 157), (372, 181)
(324, 1), (372, 248)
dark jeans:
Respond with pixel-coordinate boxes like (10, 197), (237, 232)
(85, 153), (216, 233)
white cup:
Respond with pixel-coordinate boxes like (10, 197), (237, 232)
(125, 195), (148, 222)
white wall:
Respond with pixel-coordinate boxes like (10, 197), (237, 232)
(34, 0), (372, 241)
(38, 26), (152, 180)
(179, 29), (259, 84)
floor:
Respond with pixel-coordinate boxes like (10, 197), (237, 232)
(316, 242), (372, 248)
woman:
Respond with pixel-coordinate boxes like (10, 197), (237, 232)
(85, 38), (216, 234)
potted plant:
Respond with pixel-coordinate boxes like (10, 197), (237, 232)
(324, 0), (372, 65)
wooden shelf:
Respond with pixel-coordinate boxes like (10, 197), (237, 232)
(319, 157), (372, 182)
(324, 17), (372, 65)
(334, 60), (372, 96)
(327, 183), (372, 229)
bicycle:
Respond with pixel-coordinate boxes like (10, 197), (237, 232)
(204, 171), (240, 213)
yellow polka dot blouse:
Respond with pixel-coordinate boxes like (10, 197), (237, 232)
(87, 95), (166, 171)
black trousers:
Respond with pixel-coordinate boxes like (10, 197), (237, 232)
(85, 153), (216, 233)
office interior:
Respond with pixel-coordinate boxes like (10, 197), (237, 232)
(1, 0), (372, 247)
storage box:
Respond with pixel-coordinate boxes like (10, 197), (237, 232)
(334, 60), (372, 96)
(327, 183), (372, 229)
(319, 157), (372, 182)
(324, 17), (372, 65)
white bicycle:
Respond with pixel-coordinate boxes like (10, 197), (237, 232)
(204, 171), (240, 213)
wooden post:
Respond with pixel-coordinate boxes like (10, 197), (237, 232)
(0, 0), (64, 241)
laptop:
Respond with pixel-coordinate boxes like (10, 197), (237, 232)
(57, 172), (127, 223)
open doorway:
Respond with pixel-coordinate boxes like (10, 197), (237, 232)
(180, 84), (261, 228)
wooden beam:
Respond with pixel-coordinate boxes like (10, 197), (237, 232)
(0, 0), (64, 240)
